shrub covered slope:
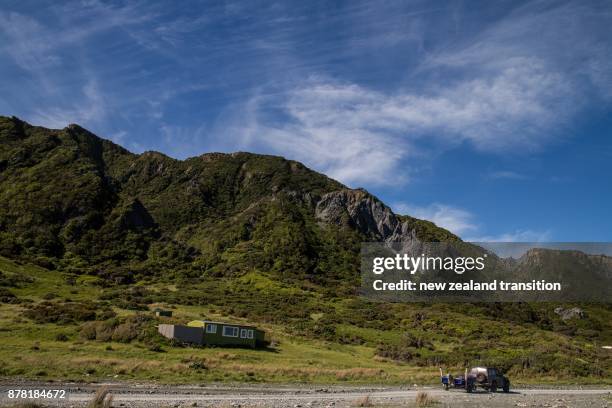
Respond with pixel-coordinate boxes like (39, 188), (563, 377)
(0, 116), (610, 384)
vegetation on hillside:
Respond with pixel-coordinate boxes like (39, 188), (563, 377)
(0, 116), (610, 384)
(0, 256), (610, 384)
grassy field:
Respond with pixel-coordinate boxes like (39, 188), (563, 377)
(0, 304), (429, 384)
(0, 256), (425, 384)
(0, 256), (610, 386)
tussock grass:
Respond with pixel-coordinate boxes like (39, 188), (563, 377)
(415, 391), (437, 407)
(352, 395), (374, 407)
(88, 387), (113, 408)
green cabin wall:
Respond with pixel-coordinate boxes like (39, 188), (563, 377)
(161, 320), (265, 348)
(201, 322), (263, 347)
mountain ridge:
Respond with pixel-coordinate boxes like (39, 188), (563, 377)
(0, 115), (457, 287)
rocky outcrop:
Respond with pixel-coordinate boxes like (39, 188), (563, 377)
(554, 307), (585, 321)
(314, 188), (418, 242)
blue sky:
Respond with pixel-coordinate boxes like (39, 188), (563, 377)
(1, 0), (611, 241)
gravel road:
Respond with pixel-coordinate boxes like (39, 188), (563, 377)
(0, 382), (610, 407)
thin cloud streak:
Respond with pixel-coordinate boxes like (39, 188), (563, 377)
(468, 230), (552, 243)
(486, 171), (528, 181)
(393, 202), (478, 236)
(394, 202), (551, 242)
(207, 1), (611, 187)
(221, 58), (575, 186)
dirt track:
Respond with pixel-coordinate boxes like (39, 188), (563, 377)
(0, 383), (611, 407)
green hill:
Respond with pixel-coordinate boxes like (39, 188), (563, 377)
(0, 116), (456, 289)
(0, 116), (610, 384)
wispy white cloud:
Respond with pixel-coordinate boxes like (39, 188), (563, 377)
(468, 229), (552, 243)
(486, 171), (528, 181)
(393, 202), (550, 242)
(109, 130), (128, 145)
(29, 79), (109, 129)
(0, 2), (155, 73)
(393, 202), (478, 236)
(0, 12), (62, 72)
(220, 59), (573, 186)
(424, 1), (612, 101)
(209, 1), (611, 187)
(159, 123), (209, 159)
(210, 85), (411, 186)
(282, 69), (570, 151)
(0, 2), (162, 131)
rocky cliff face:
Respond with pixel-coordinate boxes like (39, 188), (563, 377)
(314, 188), (458, 243)
(315, 188), (413, 242)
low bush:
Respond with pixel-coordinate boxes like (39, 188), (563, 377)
(147, 343), (164, 352)
(22, 301), (103, 324)
(0, 287), (19, 304)
(375, 343), (414, 362)
(0, 271), (34, 287)
(111, 322), (138, 343)
(79, 314), (155, 344)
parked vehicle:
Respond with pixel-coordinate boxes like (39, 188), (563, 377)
(465, 367), (510, 393)
(440, 367), (510, 393)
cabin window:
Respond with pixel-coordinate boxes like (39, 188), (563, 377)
(206, 324), (217, 334)
(222, 326), (239, 337)
(247, 329), (254, 339)
(240, 329), (248, 338)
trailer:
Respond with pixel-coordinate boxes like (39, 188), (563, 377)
(439, 368), (467, 390)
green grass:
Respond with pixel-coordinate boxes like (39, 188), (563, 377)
(0, 257), (102, 302)
(0, 303), (425, 384)
(0, 256), (610, 385)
